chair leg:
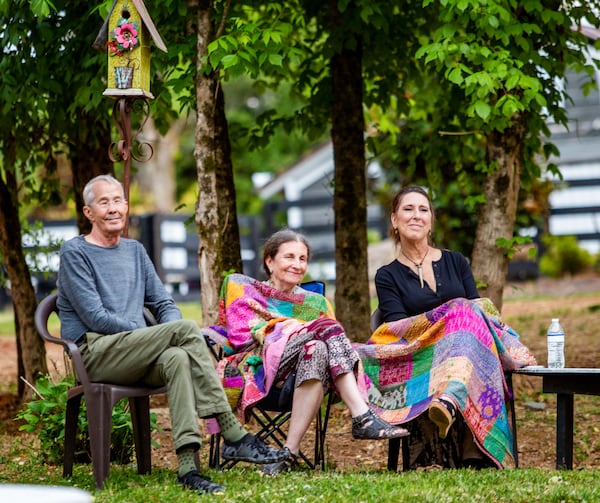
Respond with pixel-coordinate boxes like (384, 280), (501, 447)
(253, 409), (290, 447)
(252, 407), (316, 468)
(63, 393), (83, 478)
(129, 396), (152, 475)
(387, 433), (411, 471)
(208, 432), (221, 469)
(87, 387), (113, 489)
(314, 407), (323, 469)
(387, 437), (400, 471)
(401, 436), (411, 471)
(315, 390), (333, 469)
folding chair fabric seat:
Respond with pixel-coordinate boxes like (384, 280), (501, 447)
(207, 280), (333, 470)
(34, 292), (167, 489)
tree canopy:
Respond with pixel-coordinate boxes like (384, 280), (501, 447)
(3, 0), (600, 390)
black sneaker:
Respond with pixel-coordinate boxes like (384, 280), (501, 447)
(222, 434), (290, 464)
(178, 470), (225, 495)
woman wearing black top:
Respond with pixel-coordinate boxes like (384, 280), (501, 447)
(360, 186), (537, 470)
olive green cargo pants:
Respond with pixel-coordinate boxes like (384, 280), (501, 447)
(81, 319), (230, 451)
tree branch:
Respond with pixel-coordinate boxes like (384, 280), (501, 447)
(215, 0), (231, 39)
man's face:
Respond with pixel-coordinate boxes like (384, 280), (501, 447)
(83, 180), (128, 237)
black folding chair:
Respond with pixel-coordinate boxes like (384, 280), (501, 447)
(208, 280), (333, 470)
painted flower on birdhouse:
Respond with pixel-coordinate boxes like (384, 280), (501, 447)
(108, 18), (140, 56)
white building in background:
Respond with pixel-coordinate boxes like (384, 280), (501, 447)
(256, 142), (385, 281)
(547, 158), (600, 255)
(545, 35), (600, 255)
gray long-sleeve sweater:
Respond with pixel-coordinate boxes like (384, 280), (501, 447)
(57, 235), (181, 343)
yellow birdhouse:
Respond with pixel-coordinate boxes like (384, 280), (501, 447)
(99, 0), (167, 99)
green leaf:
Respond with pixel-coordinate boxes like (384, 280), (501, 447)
(29, 0), (55, 18)
(447, 67), (464, 85)
(268, 53), (283, 67)
(488, 16), (499, 29)
(221, 54), (240, 70)
(474, 101), (491, 120)
(505, 73), (520, 90)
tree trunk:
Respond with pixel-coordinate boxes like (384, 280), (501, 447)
(193, 1), (241, 325)
(471, 118), (526, 310)
(214, 85), (242, 274)
(71, 113), (115, 234)
(330, 31), (371, 342)
(0, 153), (48, 400)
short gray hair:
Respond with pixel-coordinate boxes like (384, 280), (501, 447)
(83, 174), (125, 206)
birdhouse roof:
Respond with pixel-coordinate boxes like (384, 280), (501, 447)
(93, 0), (168, 53)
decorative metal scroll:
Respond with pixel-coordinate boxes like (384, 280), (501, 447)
(107, 96), (154, 237)
(108, 97), (154, 164)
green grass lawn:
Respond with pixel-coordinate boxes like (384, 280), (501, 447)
(2, 293), (600, 501)
(0, 302), (204, 338)
(0, 308), (15, 337)
(0, 459), (598, 502)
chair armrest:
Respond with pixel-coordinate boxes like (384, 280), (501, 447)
(35, 293), (92, 387)
(143, 308), (158, 326)
(200, 327), (229, 347)
(200, 326), (255, 360)
(63, 340), (92, 388)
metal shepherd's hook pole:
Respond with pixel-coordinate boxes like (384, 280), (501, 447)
(108, 96), (154, 237)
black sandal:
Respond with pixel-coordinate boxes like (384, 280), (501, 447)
(260, 447), (298, 476)
(352, 409), (409, 440)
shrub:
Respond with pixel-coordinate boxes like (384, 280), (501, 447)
(16, 375), (159, 465)
(539, 235), (594, 278)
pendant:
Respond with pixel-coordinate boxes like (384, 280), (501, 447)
(417, 265), (424, 288)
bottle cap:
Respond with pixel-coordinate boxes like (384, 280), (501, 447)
(551, 318), (559, 322)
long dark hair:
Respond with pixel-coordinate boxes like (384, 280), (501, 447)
(389, 186), (435, 245)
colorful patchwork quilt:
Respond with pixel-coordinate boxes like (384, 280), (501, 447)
(355, 297), (537, 468)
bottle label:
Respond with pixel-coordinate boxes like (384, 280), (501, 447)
(547, 339), (565, 369)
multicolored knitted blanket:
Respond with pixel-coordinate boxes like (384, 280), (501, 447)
(214, 273), (334, 421)
(355, 297), (537, 468)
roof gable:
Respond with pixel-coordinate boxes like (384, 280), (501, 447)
(94, 0), (167, 53)
(258, 142), (334, 200)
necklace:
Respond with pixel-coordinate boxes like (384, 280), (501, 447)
(401, 247), (429, 288)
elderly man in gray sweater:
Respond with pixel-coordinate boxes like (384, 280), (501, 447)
(57, 174), (288, 495)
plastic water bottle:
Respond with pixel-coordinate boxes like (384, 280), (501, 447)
(547, 318), (565, 369)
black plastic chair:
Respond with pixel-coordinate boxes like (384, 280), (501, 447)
(34, 292), (167, 489)
(207, 280), (333, 470)
(370, 307), (519, 470)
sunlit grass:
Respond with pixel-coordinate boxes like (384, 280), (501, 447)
(0, 302), (204, 338)
(2, 289), (600, 501)
(0, 457), (599, 502)
(0, 307), (14, 337)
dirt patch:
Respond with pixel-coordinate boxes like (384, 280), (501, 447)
(2, 272), (600, 472)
